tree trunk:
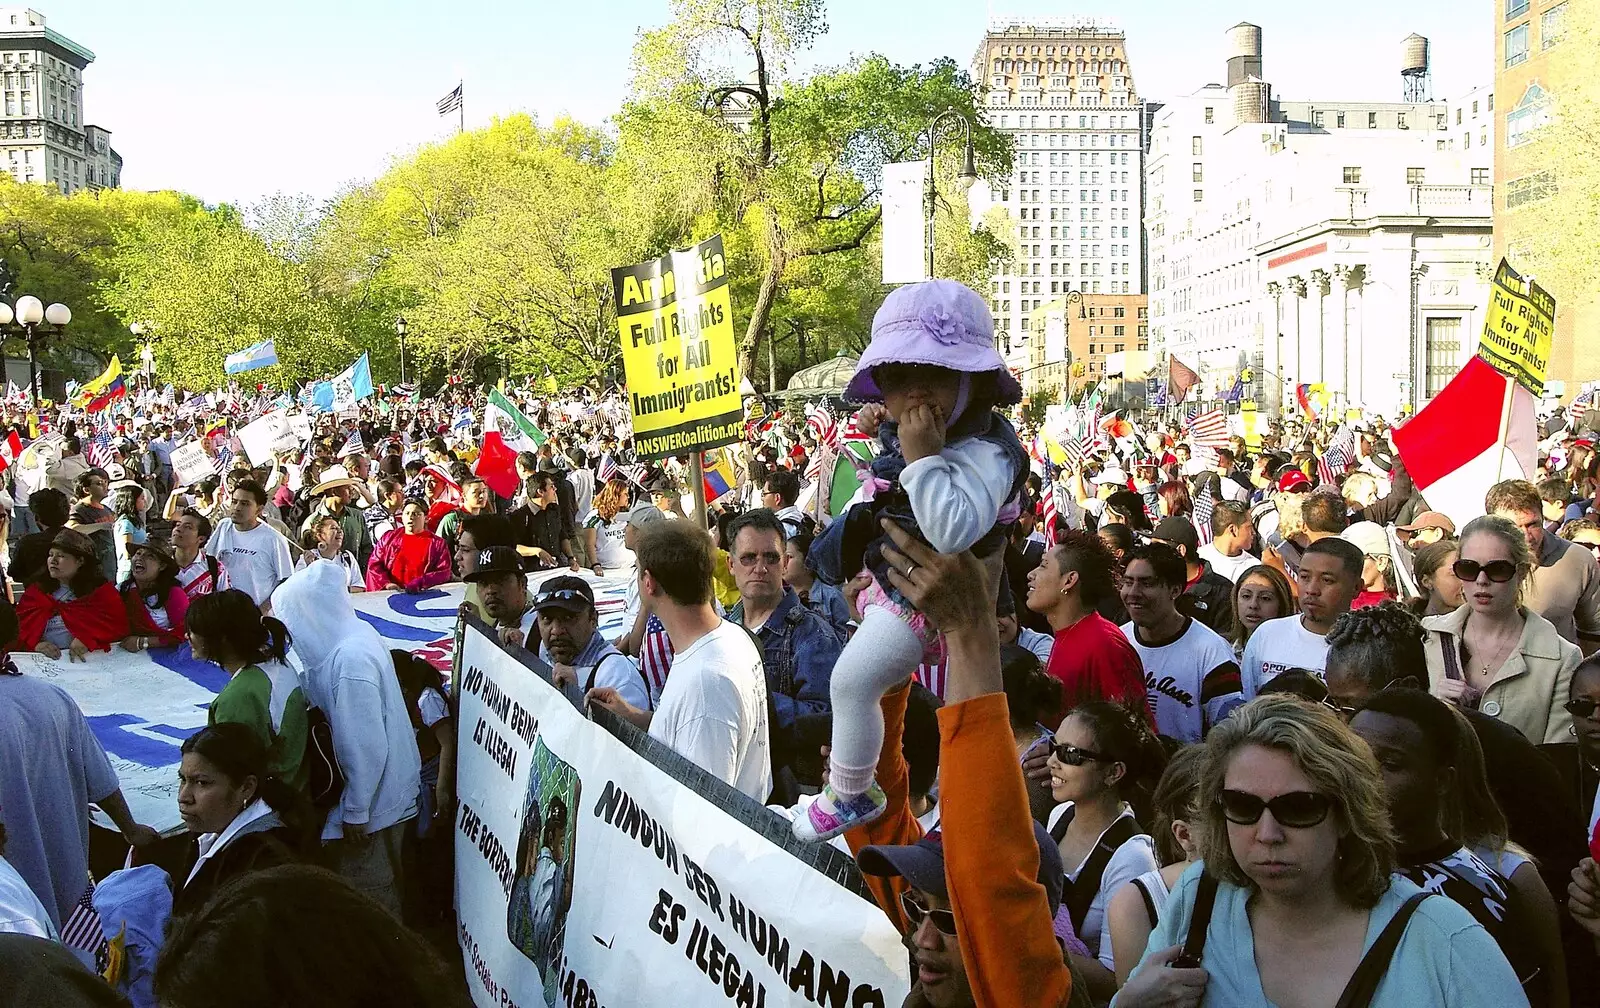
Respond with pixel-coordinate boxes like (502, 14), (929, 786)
(738, 244), (787, 388)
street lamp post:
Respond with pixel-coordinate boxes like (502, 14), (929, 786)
(395, 317), (408, 384)
(0, 294), (70, 404)
(924, 109), (981, 280)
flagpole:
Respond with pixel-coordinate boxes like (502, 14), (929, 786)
(690, 451), (708, 529)
(458, 79), (464, 135)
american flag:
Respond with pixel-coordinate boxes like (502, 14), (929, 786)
(1060, 436), (1087, 470)
(1185, 408), (1231, 450)
(85, 424), (114, 468)
(1193, 482), (1216, 547)
(60, 880), (107, 958)
(597, 453), (619, 484)
(1568, 388), (1595, 430)
(805, 404), (840, 450)
(1041, 484), (1059, 546)
(639, 614), (673, 708)
(1316, 427), (1356, 486)
(337, 427), (365, 458)
(842, 411), (875, 443)
(915, 661), (946, 700)
(212, 433), (236, 475)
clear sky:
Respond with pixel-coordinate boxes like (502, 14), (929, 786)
(48, 0), (1492, 207)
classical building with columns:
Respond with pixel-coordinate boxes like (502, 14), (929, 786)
(1146, 23), (1493, 418)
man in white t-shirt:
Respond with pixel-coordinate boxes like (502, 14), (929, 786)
(1242, 538), (1365, 698)
(588, 519), (772, 802)
(1197, 500), (1259, 584)
(205, 479), (293, 608)
(1119, 543), (1243, 743)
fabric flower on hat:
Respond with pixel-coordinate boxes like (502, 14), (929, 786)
(919, 305), (965, 347)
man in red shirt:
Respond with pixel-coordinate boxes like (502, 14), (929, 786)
(1024, 529), (1150, 727)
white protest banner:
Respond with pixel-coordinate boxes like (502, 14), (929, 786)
(287, 413), (313, 444)
(23, 575), (631, 835)
(235, 410), (299, 465)
(454, 621), (910, 1008)
(169, 439), (215, 486)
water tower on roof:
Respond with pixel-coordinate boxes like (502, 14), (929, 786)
(1400, 33), (1431, 103)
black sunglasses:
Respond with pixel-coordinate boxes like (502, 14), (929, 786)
(1451, 558), (1518, 583)
(900, 891), (957, 936)
(1565, 698), (1600, 720)
(1217, 789), (1334, 829)
(1322, 698), (1361, 720)
(1048, 742), (1111, 767)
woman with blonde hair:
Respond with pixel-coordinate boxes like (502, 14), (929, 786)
(1228, 564), (1296, 659)
(1116, 695), (1524, 1007)
(1423, 514), (1580, 744)
(581, 477), (633, 577)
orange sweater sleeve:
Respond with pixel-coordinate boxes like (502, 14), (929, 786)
(845, 682), (919, 935)
(940, 693), (1072, 1008)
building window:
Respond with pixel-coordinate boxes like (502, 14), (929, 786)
(1368, 111), (1378, 128)
(1336, 111), (1346, 128)
(1506, 170), (1558, 209)
(1193, 190), (1203, 202)
(1203, 107), (1214, 124)
(1425, 318), (1464, 397)
(1471, 168), (1490, 185)
(1406, 167), (1426, 185)
(1506, 0), (1529, 17)
(1191, 136), (1202, 155)
(1313, 110), (1325, 127)
(1342, 166), (1362, 183)
(1192, 163), (1203, 182)
(1542, 2), (1568, 47)
(1505, 24), (1530, 66)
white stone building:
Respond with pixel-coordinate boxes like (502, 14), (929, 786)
(1145, 23), (1495, 418)
(0, 8), (119, 194)
(967, 17), (1147, 370)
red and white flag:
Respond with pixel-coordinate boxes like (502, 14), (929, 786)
(1185, 408), (1230, 450)
(0, 430), (22, 475)
(1392, 356), (1538, 531)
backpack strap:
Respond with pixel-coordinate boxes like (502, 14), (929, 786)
(1063, 815), (1140, 933)
(1177, 871), (1220, 967)
(1333, 892), (1432, 1008)
(1050, 805), (1075, 845)
(1132, 876), (1158, 925)
(1437, 631), (1463, 682)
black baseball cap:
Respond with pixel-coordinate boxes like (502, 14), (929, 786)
(464, 545), (525, 583)
(532, 576), (594, 614)
(858, 824), (1065, 917)
(1152, 516), (1200, 555)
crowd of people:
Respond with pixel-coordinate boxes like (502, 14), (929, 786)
(2, 276), (1600, 1007)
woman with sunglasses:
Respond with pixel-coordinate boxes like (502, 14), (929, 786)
(1117, 695), (1525, 1007)
(1044, 700), (1168, 998)
(1423, 515), (1581, 745)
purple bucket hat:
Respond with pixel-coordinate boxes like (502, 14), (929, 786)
(846, 279), (1022, 406)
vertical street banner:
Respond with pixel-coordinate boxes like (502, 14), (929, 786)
(612, 236), (743, 461)
(880, 160), (930, 285)
(454, 619), (911, 1008)
(1476, 258), (1555, 396)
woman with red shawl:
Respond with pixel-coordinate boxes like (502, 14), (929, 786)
(421, 464), (463, 534)
(17, 528), (129, 660)
(366, 499), (454, 592)
(119, 540), (190, 652)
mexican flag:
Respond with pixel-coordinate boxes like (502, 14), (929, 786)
(484, 388), (547, 451)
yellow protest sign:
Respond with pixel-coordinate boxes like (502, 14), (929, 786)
(1239, 401), (1263, 449)
(1477, 258), (1554, 396)
(611, 235), (742, 460)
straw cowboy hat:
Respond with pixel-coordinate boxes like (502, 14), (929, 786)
(310, 465), (362, 495)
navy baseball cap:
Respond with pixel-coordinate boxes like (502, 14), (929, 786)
(857, 823), (1065, 917)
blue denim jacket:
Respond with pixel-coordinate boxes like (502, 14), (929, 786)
(726, 587), (840, 733)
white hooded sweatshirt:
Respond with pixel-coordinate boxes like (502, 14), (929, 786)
(273, 560), (420, 840)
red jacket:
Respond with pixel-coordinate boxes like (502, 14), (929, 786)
(122, 583), (191, 647)
(17, 580), (129, 652)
